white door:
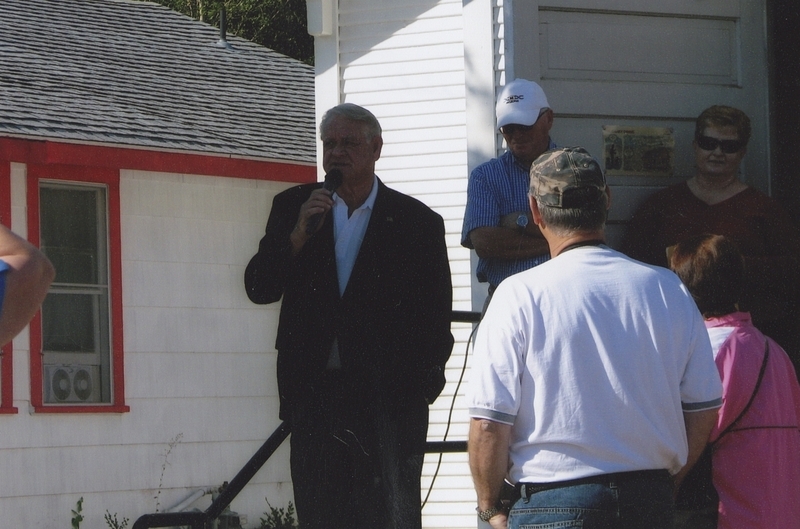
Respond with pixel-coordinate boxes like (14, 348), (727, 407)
(504, 0), (770, 246)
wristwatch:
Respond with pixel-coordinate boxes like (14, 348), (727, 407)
(515, 213), (529, 232)
(476, 506), (502, 522)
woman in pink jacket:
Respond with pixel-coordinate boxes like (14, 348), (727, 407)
(670, 233), (800, 528)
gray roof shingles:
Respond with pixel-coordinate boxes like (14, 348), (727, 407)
(0, 0), (316, 163)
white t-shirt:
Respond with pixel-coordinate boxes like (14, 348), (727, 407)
(468, 245), (722, 483)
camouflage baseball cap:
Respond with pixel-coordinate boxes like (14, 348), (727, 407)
(530, 147), (606, 208)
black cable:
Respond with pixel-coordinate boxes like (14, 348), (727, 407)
(421, 320), (479, 509)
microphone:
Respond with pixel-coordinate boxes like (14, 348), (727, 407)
(306, 169), (343, 235)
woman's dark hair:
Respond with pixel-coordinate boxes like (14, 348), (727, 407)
(669, 233), (744, 318)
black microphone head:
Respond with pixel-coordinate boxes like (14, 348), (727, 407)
(323, 169), (343, 192)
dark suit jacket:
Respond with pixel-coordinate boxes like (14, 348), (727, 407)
(245, 179), (454, 421)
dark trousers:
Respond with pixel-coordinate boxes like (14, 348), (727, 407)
(289, 372), (428, 529)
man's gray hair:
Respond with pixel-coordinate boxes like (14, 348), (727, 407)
(320, 103), (382, 140)
(536, 189), (609, 236)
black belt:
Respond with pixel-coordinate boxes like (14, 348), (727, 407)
(518, 469), (669, 497)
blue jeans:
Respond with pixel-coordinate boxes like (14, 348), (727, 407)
(509, 470), (674, 529)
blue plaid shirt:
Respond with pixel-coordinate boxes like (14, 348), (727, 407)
(461, 146), (555, 287)
(0, 260), (8, 316)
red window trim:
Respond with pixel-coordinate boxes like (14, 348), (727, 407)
(0, 162), (16, 413)
(27, 164), (129, 413)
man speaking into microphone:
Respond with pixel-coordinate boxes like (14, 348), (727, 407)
(244, 103), (454, 529)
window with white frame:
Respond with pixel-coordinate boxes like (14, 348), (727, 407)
(39, 182), (111, 404)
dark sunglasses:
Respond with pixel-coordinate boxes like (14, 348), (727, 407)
(696, 135), (744, 154)
(500, 123), (535, 135)
(500, 109), (550, 136)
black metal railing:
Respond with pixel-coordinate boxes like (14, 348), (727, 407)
(132, 310), (480, 529)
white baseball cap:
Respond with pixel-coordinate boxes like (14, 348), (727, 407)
(496, 79), (551, 130)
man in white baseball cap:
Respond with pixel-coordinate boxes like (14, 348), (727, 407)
(461, 79), (557, 301)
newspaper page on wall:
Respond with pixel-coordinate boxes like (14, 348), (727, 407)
(603, 126), (674, 177)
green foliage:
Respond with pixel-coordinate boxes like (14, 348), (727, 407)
(71, 497), (84, 529)
(259, 500), (298, 529)
(104, 510), (130, 529)
(145, 0), (314, 65)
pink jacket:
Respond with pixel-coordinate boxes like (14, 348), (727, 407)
(706, 312), (800, 528)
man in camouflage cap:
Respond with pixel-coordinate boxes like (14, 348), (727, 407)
(529, 146), (606, 208)
(467, 147), (722, 528)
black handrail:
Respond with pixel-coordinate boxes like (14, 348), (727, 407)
(132, 422), (291, 529)
(451, 309), (482, 323)
(132, 310), (480, 529)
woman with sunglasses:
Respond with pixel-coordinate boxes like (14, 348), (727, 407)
(622, 105), (800, 374)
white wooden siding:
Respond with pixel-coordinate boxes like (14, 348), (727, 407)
(495, 0), (507, 159)
(119, 170), (296, 523)
(333, 0), (478, 526)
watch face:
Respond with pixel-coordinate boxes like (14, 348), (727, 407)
(517, 214), (529, 228)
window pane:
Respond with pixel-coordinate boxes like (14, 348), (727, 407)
(40, 187), (103, 285)
(41, 292), (106, 353)
(39, 182), (112, 404)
